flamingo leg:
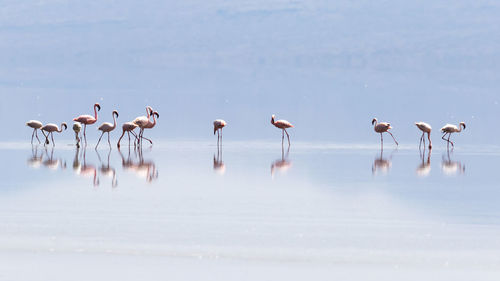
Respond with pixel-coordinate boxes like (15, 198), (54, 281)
(31, 128), (36, 144)
(380, 133), (383, 147)
(117, 130), (125, 148)
(107, 132), (111, 147)
(140, 135), (153, 145)
(387, 131), (398, 146)
(442, 132), (450, 147)
(447, 133), (454, 148)
(51, 132), (55, 146)
(427, 132), (432, 149)
(35, 129), (41, 144)
(281, 129), (284, 145)
(83, 124), (87, 145)
(419, 132), (424, 150)
(96, 131), (104, 148)
(284, 129), (290, 146)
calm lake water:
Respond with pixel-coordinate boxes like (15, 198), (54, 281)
(1, 141), (499, 280)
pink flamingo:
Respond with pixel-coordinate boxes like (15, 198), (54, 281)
(139, 111), (159, 145)
(26, 120), (44, 144)
(117, 122), (139, 148)
(41, 122), (67, 146)
(132, 106), (153, 145)
(372, 118), (398, 147)
(271, 114), (294, 145)
(73, 103), (101, 145)
(213, 119), (227, 143)
(96, 110), (119, 148)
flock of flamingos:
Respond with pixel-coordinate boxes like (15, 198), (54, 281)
(25, 102), (466, 149)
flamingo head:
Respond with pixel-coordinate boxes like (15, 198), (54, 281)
(113, 110), (119, 118)
(147, 106), (153, 116)
(460, 122), (466, 130)
(153, 112), (159, 118)
(372, 118), (378, 125)
(61, 122), (68, 131)
(271, 115), (276, 124)
(94, 103), (101, 111)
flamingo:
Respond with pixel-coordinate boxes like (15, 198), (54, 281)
(73, 103), (101, 145)
(441, 122), (466, 148)
(213, 119), (227, 144)
(117, 122), (139, 148)
(132, 106), (153, 145)
(26, 120), (44, 144)
(96, 110), (119, 148)
(41, 122), (67, 146)
(139, 111), (159, 145)
(372, 118), (398, 147)
(415, 122), (432, 149)
(271, 114), (293, 146)
(73, 122), (82, 148)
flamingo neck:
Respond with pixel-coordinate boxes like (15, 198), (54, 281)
(94, 105), (99, 120)
(271, 116), (275, 124)
(151, 114), (157, 126)
(112, 113), (117, 129)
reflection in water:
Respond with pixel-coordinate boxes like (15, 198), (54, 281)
(271, 144), (292, 178)
(43, 146), (66, 170)
(442, 149), (465, 176)
(97, 149), (118, 188)
(27, 145), (44, 169)
(79, 148), (99, 187)
(372, 148), (394, 175)
(118, 146), (158, 183)
(213, 142), (225, 175)
(416, 148), (432, 177)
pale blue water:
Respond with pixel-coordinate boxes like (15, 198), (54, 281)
(0, 141), (499, 280)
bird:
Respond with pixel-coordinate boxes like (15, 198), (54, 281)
(139, 111), (159, 145)
(26, 120), (44, 144)
(271, 114), (293, 146)
(41, 122), (67, 146)
(372, 118), (398, 147)
(117, 122), (139, 148)
(415, 122), (432, 149)
(96, 110), (119, 148)
(213, 119), (227, 144)
(73, 103), (101, 145)
(132, 106), (153, 145)
(441, 122), (466, 148)
(73, 122), (82, 148)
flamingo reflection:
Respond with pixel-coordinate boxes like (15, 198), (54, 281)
(271, 144), (292, 178)
(118, 146), (158, 183)
(213, 141), (225, 175)
(27, 145), (43, 169)
(372, 148), (395, 175)
(416, 148), (431, 177)
(43, 146), (66, 170)
(97, 149), (118, 188)
(78, 148), (99, 187)
(442, 149), (465, 176)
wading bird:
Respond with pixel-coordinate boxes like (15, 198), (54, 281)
(140, 111), (159, 145)
(372, 118), (398, 147)
(117, 122), (139, 148)
(133, 106), (153, 145)
(213, 119), (226, 144)
(26, 120), (44, 144)
(73, 122), (82, 148)
(441, 122), (466, 148)
(41, 122), (67, 146)
(271, 115), (293, 146)
(96, 110), (119, 148)
(415, 122), (432, 149)
(73, 103), (101, 145)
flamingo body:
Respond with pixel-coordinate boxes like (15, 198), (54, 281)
(372, 118), (398, 147)
(271, 115), (293, 145)
(415, 121), (432, 149)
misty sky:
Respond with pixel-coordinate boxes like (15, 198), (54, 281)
(1, 1), (499, 144)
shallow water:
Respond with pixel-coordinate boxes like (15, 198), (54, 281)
(1, 141), (500, 280)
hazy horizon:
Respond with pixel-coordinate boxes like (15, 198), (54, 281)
(2, 1), (499, 145)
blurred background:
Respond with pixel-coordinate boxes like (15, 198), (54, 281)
(1, 0), (499, 144)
